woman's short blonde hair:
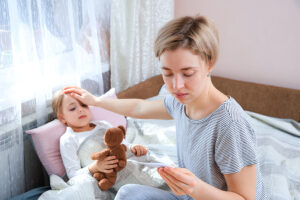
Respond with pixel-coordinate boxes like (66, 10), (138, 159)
(154, 15), (219, 66)
(51, 89), (65, 117)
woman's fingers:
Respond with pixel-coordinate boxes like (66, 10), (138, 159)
(160, 167), (199, 195)
(68, 92), (84, 102)
(164, 167), (191, 183)
(64, 86), (81, 90)
(64, 86), (82, 93)
(64, 87), (96, 106)
(158, 168), (186, 195)
(64, 89), (83, 96)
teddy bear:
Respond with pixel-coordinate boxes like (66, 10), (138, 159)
(90, 125), (127, 191)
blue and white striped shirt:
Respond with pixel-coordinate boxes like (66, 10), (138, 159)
(164, 95), (267, 199)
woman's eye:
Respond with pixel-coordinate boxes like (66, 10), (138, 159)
(81, 104), (87, 107)
(163, 73), (173, 77)
(184, 73), (194, 77)
(183, 71), (195, 77)
(70, 107), (76, 111)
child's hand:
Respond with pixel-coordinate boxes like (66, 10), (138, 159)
(89, 156), (119, 174)
(130, 145), (148, 157)
(64, 86), (97, 106)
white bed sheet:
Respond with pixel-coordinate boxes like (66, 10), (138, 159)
(39, 102), (300, 199)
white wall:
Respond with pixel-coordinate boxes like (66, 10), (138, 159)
(175, 0), (300, 90)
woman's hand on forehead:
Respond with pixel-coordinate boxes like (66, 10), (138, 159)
(64, 86), (83, 95)
(63, 86), (97, 106)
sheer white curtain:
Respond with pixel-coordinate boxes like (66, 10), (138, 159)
(0, 0), (110, 199)
(110, 0), (174, 92)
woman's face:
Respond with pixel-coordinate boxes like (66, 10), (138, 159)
(160, 48), (212, 105)
(59, 94), (92, 131)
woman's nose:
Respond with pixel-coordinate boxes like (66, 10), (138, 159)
(173, 75), (184, 89)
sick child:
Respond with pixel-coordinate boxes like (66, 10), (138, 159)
(51, 89), (148, 199)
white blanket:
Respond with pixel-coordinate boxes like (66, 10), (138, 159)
(39, 119), (176, 200)
(77, 125), (174, 193)
(247, 111), (300, 200)
(39, 111), (300, 200)
(38, 174), (111, 200)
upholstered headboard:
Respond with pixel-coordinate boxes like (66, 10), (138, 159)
(117, 75), (300, 121)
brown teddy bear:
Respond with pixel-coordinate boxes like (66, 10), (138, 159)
(90, 125), (127, 191)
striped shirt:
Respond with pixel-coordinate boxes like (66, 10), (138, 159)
(164, 95), (267, 200)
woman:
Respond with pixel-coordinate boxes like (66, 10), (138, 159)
(65, 15), (267, 200)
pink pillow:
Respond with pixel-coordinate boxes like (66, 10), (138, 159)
(26, 88), (127, 177)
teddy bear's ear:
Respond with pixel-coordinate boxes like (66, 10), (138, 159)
(118, 125), (126, 136)
(104, 128), (111, 137)
(105, 128), (111, 135)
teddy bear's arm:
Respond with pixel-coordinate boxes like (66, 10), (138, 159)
(90, 149), (111, 161)
(118, 160), (126, 168)
(118, 144), (127, 168)
(121, 144), (127, 152)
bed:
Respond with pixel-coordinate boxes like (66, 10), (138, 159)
(23, 75), (300, 200)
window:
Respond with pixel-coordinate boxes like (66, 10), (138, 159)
(0, 0), (110, 112)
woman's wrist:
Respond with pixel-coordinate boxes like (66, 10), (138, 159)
(93, 96), (103, 107)
(189, 178), (205, 199)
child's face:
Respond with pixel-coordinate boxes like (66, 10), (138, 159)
(59, 94), (92, 131)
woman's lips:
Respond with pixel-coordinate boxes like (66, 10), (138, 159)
(175, 93), (188, 98)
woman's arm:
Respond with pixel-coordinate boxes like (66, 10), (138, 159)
(64, 86), (172, 119)
(157, 165), (256, 200)
(223, 165), (256, 200)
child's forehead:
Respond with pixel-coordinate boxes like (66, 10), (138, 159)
(62, 94), (79, 105)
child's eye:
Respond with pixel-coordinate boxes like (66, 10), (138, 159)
(70, 107), (76, 111)
(81, 103), (87, 107)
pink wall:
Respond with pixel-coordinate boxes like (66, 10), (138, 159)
(175, 0), (300, 90)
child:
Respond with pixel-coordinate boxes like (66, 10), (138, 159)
(51, 89), (148, 198)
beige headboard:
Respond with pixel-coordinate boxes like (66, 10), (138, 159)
(118, 75), (300, 122)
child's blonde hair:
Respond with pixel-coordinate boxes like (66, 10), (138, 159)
(154, 15), (219, 66)
(51, 89), (65, 117)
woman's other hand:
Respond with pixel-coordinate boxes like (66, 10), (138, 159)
(157, 167), (202, 197)
(130, 145), (148, 157)
(64, 86), (98, 106)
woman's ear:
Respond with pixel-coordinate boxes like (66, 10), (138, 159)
(208, 61), (214, 72)
(207, 61), (214, 77)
